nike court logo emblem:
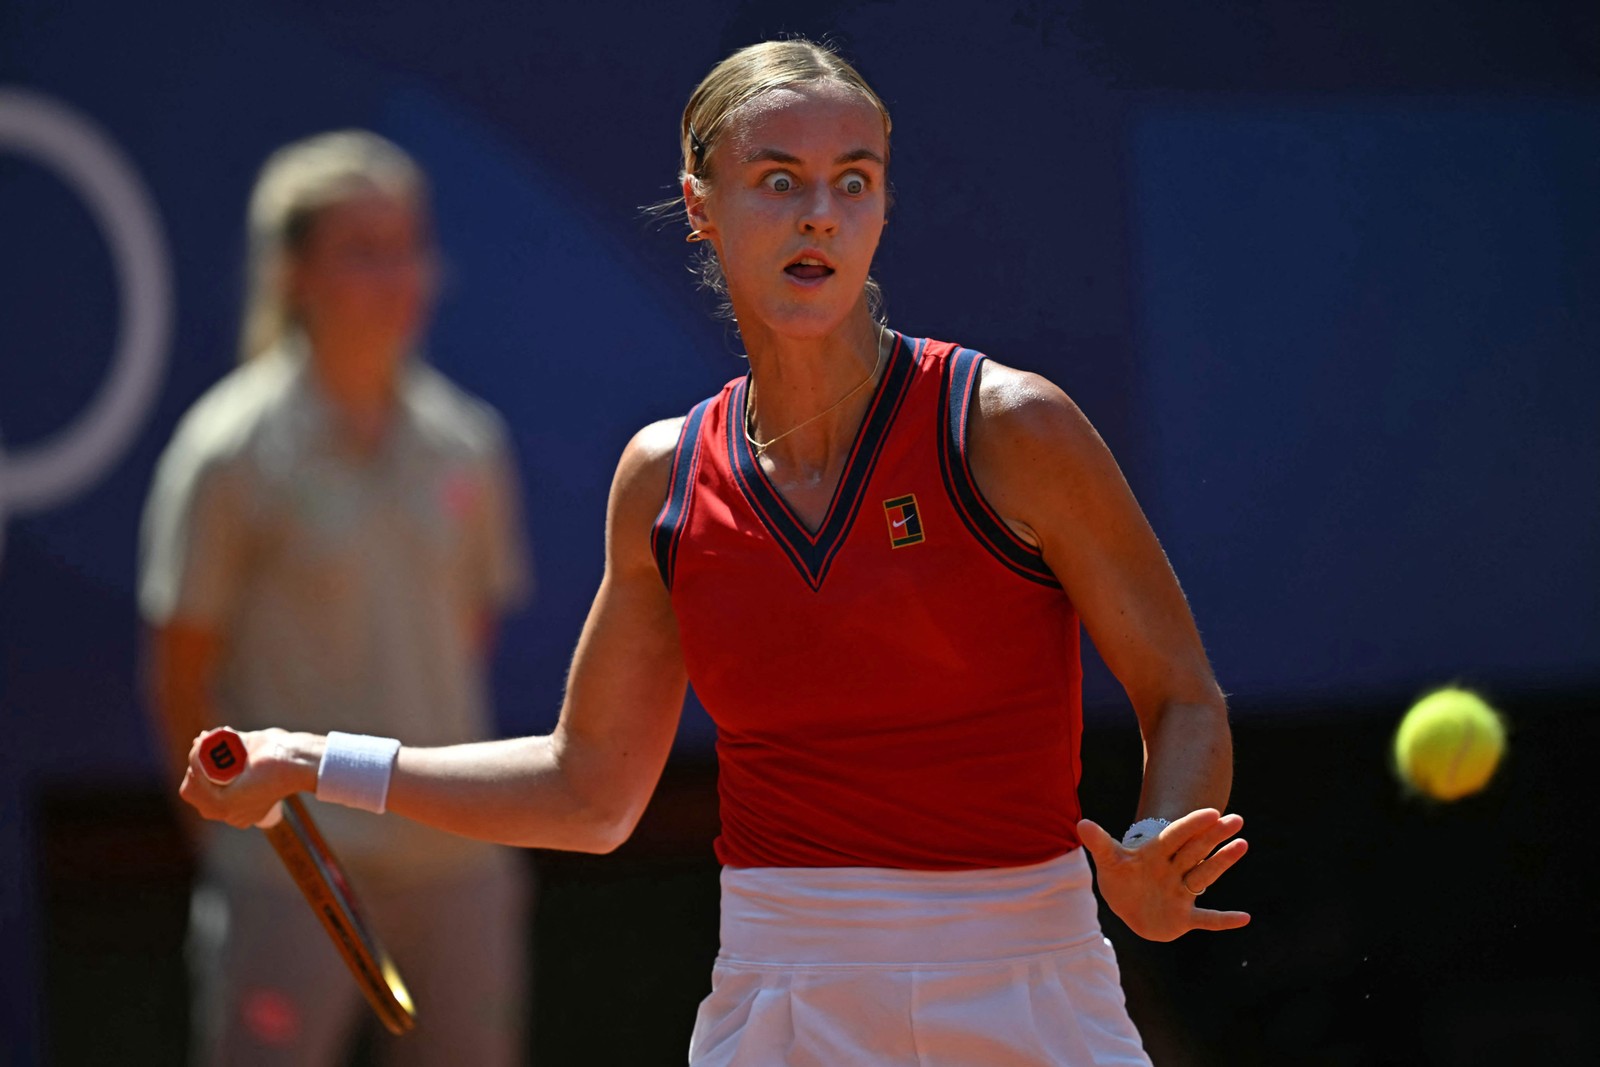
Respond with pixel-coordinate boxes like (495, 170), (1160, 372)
(883, 493), (924, 547)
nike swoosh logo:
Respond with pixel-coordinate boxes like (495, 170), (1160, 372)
(892, 516), (910, 528)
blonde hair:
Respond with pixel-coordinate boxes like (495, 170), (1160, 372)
(678, 39), (892, 321)
(238, 130), (426, 362)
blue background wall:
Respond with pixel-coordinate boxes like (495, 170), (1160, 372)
(3, 1), (1597, 1061)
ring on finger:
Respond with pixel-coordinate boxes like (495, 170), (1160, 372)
(1180, 875), (1205, 896)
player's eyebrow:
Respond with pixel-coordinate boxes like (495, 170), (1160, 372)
(742, 148), (801, 165)
(741, 147), (885, 167)
(835, 148), (885, 167)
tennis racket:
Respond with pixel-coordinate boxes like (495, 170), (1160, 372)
(197, 727), (417, 1035)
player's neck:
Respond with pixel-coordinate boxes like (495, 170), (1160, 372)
(741, 315), (887, 471)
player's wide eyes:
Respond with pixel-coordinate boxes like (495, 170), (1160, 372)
(764, 172), (795, 193)
(838, 173), (867, 195)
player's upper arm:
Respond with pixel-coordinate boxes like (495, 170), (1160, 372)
(603, 417), (686, 593)
(966, 361), (1222, 719)
(548, 417), (691, 842)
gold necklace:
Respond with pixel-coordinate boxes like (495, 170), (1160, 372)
(745, 324), (889, 458)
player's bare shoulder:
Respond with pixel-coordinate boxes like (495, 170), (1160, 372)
(967, 358), (1125, 549)
(628, 417), (688, 462)
(970, 359), (1105, 474)
(615, 417), (685, 498)
(607, 417), (688, 554)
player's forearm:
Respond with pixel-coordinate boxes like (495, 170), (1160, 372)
(1134, 694), (1234, 820)
(390, 734), (638, 852)
(264, 731), (630, 853)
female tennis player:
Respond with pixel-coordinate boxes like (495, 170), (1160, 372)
(182, 40), (1249, 1065)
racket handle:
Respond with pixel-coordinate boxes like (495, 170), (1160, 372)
(196, 727), (284, 827)
(198, 727), (248, 784)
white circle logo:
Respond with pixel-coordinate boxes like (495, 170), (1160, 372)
(0, 88), (174, 565)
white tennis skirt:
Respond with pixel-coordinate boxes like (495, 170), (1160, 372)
(688, 848), (1151, 1066)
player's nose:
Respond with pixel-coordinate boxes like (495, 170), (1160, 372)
(797, 187), (840, 235)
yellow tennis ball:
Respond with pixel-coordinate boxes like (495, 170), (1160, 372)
(1393, 687), (1506, 801)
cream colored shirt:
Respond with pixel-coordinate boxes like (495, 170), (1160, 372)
(140, 345), (530, 886)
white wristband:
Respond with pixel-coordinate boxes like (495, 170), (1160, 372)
(316, 732), (402, 814)
(1121, 817), (1170, 849)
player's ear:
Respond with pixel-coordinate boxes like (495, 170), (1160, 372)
(683, 175), (713, 238)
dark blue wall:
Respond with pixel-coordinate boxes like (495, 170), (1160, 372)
(4, 1), (1597, 1058)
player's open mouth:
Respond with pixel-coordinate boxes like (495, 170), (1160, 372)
(784, 254), (835, 281)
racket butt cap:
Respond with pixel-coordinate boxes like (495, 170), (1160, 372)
(198, 728), (247, 784)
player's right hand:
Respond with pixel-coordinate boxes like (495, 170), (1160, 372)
(180, 727), (315, 828)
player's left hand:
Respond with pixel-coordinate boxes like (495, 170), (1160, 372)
(1077, 808), (1250, 942)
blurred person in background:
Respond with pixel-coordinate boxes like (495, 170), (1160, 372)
(139, 130), (533, 1066)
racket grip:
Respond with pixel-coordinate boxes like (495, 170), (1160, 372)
(196, 727), (284, 828)
(198, 727), (248, 784)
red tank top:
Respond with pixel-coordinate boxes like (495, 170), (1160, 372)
(652, 333), (1083, 869)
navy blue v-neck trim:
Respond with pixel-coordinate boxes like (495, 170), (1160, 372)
(728, 332), (921, 591)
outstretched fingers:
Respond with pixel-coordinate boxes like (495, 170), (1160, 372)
(1191, 906), (1252, 932)
(1158, 808), (1223, 855)
(1171, 811), (1245, 871)
(1079, 808), (1253, 941)
(1181, 836), (1249, 895)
